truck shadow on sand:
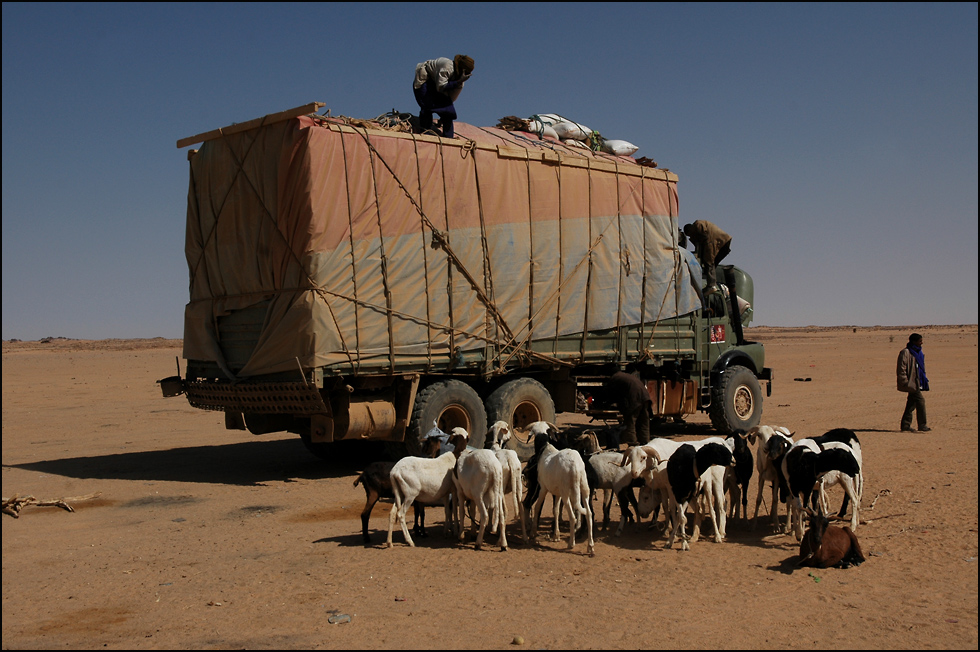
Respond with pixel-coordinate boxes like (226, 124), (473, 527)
(4, 438), (385, 487)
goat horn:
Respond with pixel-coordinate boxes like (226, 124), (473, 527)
(643, 445), (663, 463)
(619, 448), (631, 467)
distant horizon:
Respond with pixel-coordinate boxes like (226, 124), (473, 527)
(5, 322), (977, 344)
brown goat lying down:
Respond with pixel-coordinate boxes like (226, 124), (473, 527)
(798, 509), (866, 569)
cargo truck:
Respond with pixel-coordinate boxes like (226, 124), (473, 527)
(160, 103), (772, 460)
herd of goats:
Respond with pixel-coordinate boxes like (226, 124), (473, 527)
(353, 420), (867, 569)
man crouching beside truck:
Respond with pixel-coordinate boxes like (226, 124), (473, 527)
(606, 371), (653, 446)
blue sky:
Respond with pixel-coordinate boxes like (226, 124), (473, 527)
(2, 2), (977, 340)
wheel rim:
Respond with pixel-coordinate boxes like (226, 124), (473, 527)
(733, 385), (753, 420)
(511, 401), (543, 429)
(437, 404), (470, 434)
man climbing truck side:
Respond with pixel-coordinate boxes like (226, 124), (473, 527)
(160, 103), (772, 460)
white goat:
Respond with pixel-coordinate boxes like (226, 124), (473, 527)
(527, 424), (595, 556)
(636, 458), (671, 531)
(744, 425), (795, 531)
(486, 421), (527, 543)
(454, 427), (508, 551)
(386, 430), (468, 548)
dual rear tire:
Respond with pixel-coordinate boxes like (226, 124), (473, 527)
(401, 377), (555, 461)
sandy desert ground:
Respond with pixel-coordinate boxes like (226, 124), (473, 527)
(2, 325), (977, 649)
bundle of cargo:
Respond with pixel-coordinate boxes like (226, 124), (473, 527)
(496, 113), (639, 157)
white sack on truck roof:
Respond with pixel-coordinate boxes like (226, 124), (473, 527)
(601, 139), (639, 156)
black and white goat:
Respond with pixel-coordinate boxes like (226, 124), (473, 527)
(724, 431), (754, 520)
(660, 442), (735, 550)
(809, 428), (864, 531)
(780, 437), (861, 541)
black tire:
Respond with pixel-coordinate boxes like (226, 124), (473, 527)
(485, 378), (556, 462)
(709, 365), (763, 433)
(404, 379), (488, 455)
(299, 431), (334, 461)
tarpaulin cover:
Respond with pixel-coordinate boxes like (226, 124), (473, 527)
(182, 115), (701, 378)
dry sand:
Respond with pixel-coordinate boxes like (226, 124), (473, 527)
(2, 325), (977, 649)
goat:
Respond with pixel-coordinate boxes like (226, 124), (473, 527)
(353, 435), (442, 543)
(585, 450), (643, 535)
(386, 429), (469, 548)
(810, 428), (863, 531)
(528, 430), (595, 556)
(621, 437), (727, 538)
(743, 425), (794, 531)
(617, 439), (681, 532)
(780, 439), (861, 541)
(724, 431), (754, 520)
(635, 461), (670, 532)
(662, 442), (735, 550)
(521, 421), (576, 533)
(486, 421), (528, 543)
(529, 426), (622, 535)
(798, 507), (866, 569)
(454, 430), (508, 551)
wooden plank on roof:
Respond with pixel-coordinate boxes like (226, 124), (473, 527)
(498, 146), (543, 161)
(176, 102), (326, 149)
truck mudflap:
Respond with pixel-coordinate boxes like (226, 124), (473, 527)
(183, 380), (328, 415)
(759, 367), (774, 397)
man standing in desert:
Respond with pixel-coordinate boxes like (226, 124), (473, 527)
(897, 332), (931, 432)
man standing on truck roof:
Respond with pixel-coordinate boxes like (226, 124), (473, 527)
(607, 371), (653, 446)
(683, 220), (732, 293)
(897, 333), (931, 432)
(413, 55), (474, 139)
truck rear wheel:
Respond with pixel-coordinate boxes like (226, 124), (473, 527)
(485, 378), (556, 462)
(709, 365), (763, 433)
(403, 380), (488, 456)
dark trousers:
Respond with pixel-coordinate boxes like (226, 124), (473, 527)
(413, 82), (457, 138)
(701, 240), (731, 288)
(622, 404), (651, 445)
(901, 390), (927, 430)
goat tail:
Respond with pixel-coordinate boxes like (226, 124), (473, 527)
(353, 473), (363, 487)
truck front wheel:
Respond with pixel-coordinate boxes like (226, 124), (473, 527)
(402, 380), (488, 456)
(485, 378), (556, 462)
(709, 365), (763, 433)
